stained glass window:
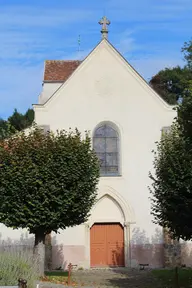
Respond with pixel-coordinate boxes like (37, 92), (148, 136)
(93, 124), (119, 176)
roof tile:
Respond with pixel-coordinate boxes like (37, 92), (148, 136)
(44, 60), (82, 82)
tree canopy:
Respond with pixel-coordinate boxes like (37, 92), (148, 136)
(0, 126), (100, 273)
(8, 108), (34, 131)
(0, 108), (34, 140)
(149, 39), (192, 105)
(149, 66), (192, 105)
(182, 39), (192, 69)
(0, 119), (16, 140)
(150, 91), (192, 241)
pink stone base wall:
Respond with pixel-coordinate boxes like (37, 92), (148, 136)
(52, 245), (85, 270)
(52, 244), (164, 269)
(131, 244), (164, 267)
(50, 243), (192, 269)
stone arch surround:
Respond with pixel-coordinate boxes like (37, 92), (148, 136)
(83, 186), (136, 268)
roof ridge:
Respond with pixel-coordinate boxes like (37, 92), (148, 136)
(45, 59), (82, 62)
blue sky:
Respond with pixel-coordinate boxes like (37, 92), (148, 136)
(0, 0), (191, 119)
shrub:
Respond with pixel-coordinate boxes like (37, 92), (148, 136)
(0, 247), (38, 288)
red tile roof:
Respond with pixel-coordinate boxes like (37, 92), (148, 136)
(44, 60), (82, 82)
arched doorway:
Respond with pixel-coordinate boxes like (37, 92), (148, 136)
(90, 223), (124, 267)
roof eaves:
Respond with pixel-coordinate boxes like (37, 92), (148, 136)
(43, 80), (64, 84)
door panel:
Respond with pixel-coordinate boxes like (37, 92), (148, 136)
(106, 224), (124, 266)
(90, 223), (124, 267)
(90, 224), (107, 266)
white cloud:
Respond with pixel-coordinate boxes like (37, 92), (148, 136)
(0, 6), (94, 27)
(107, 0), (192, 22)
(113, 30), (136, 55)
(112, 29), (151, 59)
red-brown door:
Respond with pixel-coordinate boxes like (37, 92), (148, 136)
(90, 223), (124, 267)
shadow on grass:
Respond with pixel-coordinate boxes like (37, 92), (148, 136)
(152, 268), (192, 288)
(106, 269), (161, 288)
(45, 271), (68, 277)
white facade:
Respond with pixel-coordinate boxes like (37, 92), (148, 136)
(1, 39), (177, 269)
(39, 82), (62, 104)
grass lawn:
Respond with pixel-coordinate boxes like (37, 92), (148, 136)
(152, 268), (192, 287)
(42, 271), (69, 284)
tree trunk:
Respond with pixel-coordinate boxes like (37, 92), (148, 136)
(45, 233), (52, 271)
(34, 231), (46, 277)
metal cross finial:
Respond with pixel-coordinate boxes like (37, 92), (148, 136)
(99, 16), (111, 39)
(76, 34), (84, 60)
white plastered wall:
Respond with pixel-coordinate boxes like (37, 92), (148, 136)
(39, 82), (62, 104)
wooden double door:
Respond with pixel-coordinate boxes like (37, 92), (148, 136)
(90, 223), (124, 267)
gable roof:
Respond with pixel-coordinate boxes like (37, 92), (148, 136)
(44, 60), (82, 82)
(34, 39), (174, 110)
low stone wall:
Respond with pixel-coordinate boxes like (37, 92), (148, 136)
(1, 233), (192, 270)
(181, 242), (192, 267)
(131, 243), (164, 267)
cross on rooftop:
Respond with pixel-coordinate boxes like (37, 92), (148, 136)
(99, 16), (111, 39)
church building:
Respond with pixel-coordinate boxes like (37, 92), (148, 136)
(1, 17), (181, 268)
(33, 16), (177, 269)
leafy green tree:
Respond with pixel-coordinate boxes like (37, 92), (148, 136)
(7, 109), (26, 131)
(150, 91), (192, 241)
(0, 119), (9, 140)
(0, 126), (100, 275)
(149, 66), (192, 105)
(182, 39), (192, 69)
(24, 109), (34, 127)
(0, 119), (16, 140)
(8, 108), (33, 131)
(0, 108), (34, 140)
(149, 39), (192, 105)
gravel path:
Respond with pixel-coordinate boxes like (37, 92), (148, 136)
(72, 268), (161, 287)
(39, 268), (162, 288)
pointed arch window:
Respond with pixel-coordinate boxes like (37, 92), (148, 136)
(93, 124), (119, 176)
